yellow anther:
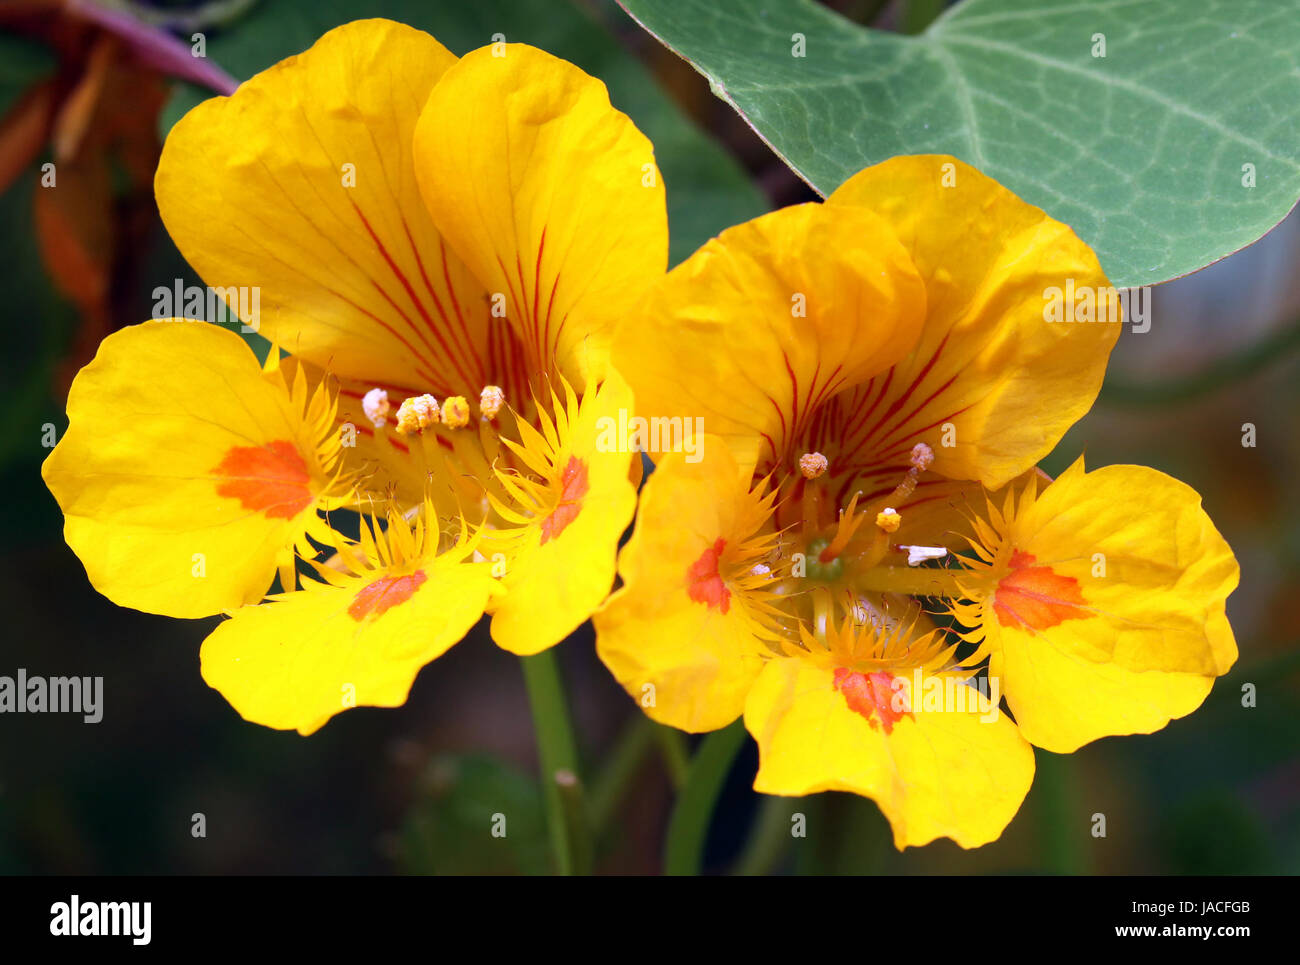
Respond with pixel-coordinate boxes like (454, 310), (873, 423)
(442, 395), (471, 429)
(799, 451), (828, 479)
(394, 394), (440, 435)
(479, 385), (505, 421)
(875, 507), (902, 533)
(361, 387), (390, 429)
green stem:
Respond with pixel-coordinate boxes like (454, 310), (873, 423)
(589, 714), (657, 831)
(520, 650), (590, 876)
(664, 719), (747, 876)
(732, 795), (796, 876)
(654, 724), (692, 789)
(1036, 749), (1087, 874)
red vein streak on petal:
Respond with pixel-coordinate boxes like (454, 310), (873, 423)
(350, 202), (475, 389)
(437, 238), (486, 381)
(854, 331), (953, 456)
(400, 215), (482, 387)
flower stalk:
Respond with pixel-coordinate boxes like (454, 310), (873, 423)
(520, 650), (591, 876)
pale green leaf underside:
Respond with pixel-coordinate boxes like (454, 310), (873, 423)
(620, 0), (1300, 288)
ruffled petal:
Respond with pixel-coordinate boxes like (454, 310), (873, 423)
(201, 549), (498, 735)
(744, 659), (1035, 849)
(827, 155), (1120, 489)
(612, 201), (925, 476)
(486, 369), (639, 655)
(42, 321), (342, 618)
(414, 43), (667, 385)
(980, 458), (1239, 677)
(157, 19), (493, 394)
(990, 622), (1221, 754)
(594, 439), (776, 732)
(976, 458), (1238, 752)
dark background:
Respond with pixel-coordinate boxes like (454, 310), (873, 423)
(0, 0), (1296, 874)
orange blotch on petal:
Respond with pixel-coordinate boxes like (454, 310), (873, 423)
(833, 668), (911, 734)
(212, 439), (313, 519)
(540, 455), (589, 545)
(348, 570), (428, 621)
(993, 549), (1088, 631)
(686, 537), (731, 614)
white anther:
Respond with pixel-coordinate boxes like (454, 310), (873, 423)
(899, 544), (948, 567)
(910, 442), (934, 471)
(362, 388), (390, 428)
(479, 385), (505, 421)
(799, 451), (828, 479)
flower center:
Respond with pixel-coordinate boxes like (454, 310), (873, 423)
(803, 537), (845, 583)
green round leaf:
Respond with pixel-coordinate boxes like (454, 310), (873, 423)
(619, 0), (1300, 288)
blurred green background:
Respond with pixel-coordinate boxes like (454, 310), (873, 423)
(0, 0), (1296, 874)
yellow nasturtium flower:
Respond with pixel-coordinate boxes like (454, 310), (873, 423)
(595, 155), (1238, 849)
(42, 19), (664, 734)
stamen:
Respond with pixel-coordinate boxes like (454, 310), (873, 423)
(799, 451), (828, 479)
(442, 395), (471, 429)
(880, 442), (936, 507)
(394, 394), (440, 435)
(362, 388), (390, 429)
(819, 490), (868, 563)
(875, 507), (902, 533)
(479, 385), (505, 421)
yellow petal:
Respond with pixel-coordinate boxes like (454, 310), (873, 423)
(979, 459), (1238, 751)
(990, 623), (1221, 754)
(487, 369), (639, 655)
(42, 321), (340, 618)
(201, 553), (498, 735)
(744, 659), (1035, 849)
(827, 155), (1120, 489)
(612, 201), (925, 477)
(157, 19), (494, 395)
(414, 43), (667, 385)
(982, 458), (1239, 676)
(594, 439), (775, 732)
